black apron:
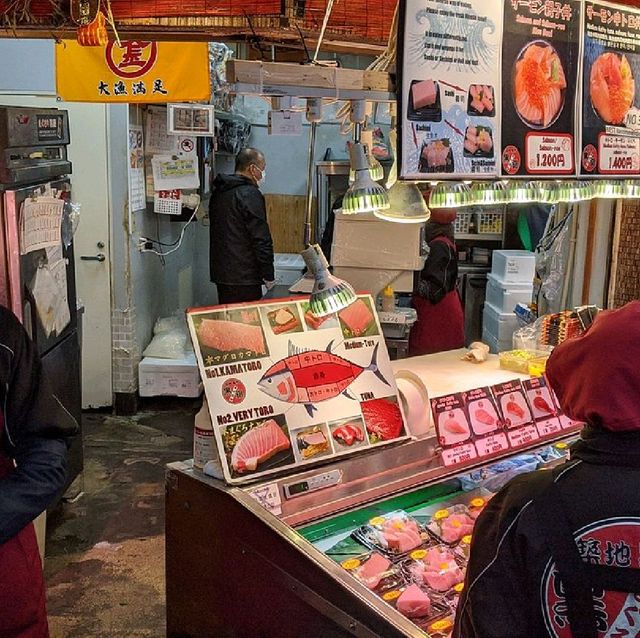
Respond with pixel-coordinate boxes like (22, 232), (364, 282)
(534, 466), (640, 638)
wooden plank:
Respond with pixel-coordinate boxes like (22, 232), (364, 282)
(607, 198), (623, 308)
(265, 193), (315, 254)
(581, 199), (598, 305)
(226, 59), (389, 92)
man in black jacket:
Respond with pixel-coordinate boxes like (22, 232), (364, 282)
(455, 301), (640, 638)
(0, 305), (77, 636)
(209, 147), (275, 305)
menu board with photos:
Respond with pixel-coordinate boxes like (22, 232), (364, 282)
(580, 1), (640, 175)
(399, 0), (502, 180)
(501, 0), (581, 176)
(432, 377), (580, 468)
(187, 295), (408, 485)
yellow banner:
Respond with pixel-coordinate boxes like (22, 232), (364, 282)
(56, 40), (210, 103)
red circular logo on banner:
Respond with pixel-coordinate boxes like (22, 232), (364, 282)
(105, 41), (158, 79)
(582, 145), (598, 173)
(502, 145), (521, 175)
(222, 378), (246, 405)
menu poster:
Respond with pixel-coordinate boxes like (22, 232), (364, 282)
(186, 295), (408, 485)
(580, 1), (640, 175)
(491, 379), (540, 448)
(399, 0), (502, 180)
(522, 377), (563, 437)
(501, 0), (581, 176)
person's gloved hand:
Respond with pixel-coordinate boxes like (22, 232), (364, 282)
(263, 280), (276, 291)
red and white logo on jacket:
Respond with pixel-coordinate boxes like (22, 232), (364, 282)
(542, 518), (640, 636)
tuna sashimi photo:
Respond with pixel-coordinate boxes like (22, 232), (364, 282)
(361, 397), (405, 442)
(196, 316), (267, 357)
(408, 79), (442, 122)
(590, 52), (635, 125)
(338, 298), (377, 338)
(513, 41), (566, 129)
(227, 418), (292, 474)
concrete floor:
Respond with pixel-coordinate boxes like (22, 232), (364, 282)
(44, 399), (199, 638)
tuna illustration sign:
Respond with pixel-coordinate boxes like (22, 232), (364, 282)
(187, 295), (407, 485)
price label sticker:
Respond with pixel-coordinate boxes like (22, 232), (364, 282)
(378, 311), (406, 325)
(525, 133), (574, 174)
(598, 133), (640, 174)
(441, 442), (478, 467)
(535, 417), (563, 438)
(247, 482), (282, 516)
(625, 107), (640, 132)
(507, 424), (540, 448)
(474, 432), (509, 457)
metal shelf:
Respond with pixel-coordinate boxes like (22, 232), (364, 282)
(456, 233), (502, 241)
(229, 82), (396, 103)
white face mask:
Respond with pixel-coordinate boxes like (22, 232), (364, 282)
(252, 164), (266, 188)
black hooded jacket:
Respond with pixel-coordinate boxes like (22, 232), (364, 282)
(454, 426), (640, 637)
(208, 174), (275, 285)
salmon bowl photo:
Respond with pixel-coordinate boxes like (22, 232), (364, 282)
(512, 40), (567, 130)
(590, 51), (635, 125)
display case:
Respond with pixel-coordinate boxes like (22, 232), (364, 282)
(166, 351), (578, 638)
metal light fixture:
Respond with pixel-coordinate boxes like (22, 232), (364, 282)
(301, 244), (357, 317)
(349, 128), (384, 183)
(624, 179), (640, 199)
(594, 180), (625, 199)
(504, 180), (538, 203)
(342, 142), (390, 214)
(374, 181), (430, 224)
(428, 182), (473, 209)
(531, 180), (561, 204)
(469, 181), (508, 205)
(556, 180), (595, 203)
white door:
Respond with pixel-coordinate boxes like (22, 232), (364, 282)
(0, 96), (113, 407)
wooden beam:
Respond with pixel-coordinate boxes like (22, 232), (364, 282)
(607, 198), (624, 309)
(581, 198), (598, 305)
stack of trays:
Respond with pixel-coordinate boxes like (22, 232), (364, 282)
(482, 250), (535, 353)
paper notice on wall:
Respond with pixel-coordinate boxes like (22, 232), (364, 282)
(128, 124), (146, 213)
(151, 155), (200, 191)
(49, 259), (70, 334)
(45, 244), (64, 264)
(19, 197), (65, 255)
(145, 106), (197, 156)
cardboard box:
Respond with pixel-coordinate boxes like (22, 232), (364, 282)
(139, 354), (202, 398)
(333, 266), (417, 297)
(331, 212), (426, 271)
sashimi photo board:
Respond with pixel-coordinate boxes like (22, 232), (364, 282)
(501, 0), (581, 177)
(580, 1), (640, 176)
(398, 0), (503, 180)
(186, 295), (409, 485)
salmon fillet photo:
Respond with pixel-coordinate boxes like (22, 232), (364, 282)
(513, 40), (566, 129)
(590, 52), (635, 125)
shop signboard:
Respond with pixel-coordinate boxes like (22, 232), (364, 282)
(398, 0), (503, 180)
(500, 0), (581, 177)
(187, 295), (408, 485)
(580, 1), (640, 176)
(56, 40), (210, 103)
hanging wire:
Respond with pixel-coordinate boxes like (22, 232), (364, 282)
(102, 0), (121, 46)
(312, 0), (337, 63)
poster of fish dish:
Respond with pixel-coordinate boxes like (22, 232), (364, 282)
(580, 1), (640, 176)
(399, 0), (502, 180)
(501, 0), (581, 177)
(187, 295), (408, 484)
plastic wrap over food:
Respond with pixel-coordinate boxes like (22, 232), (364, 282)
(209, 43), (235, 112)
(143, 313), (193, 359)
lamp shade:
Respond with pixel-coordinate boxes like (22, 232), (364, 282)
(531, 180), (561, 204)
(594, 180), (625, 199)
(504, 181), (538, 203)
(624, 179), (640, 199)
(469, 181), (508, 205)
(343, 143), (390, 214)
(301, 244), (358, 317)
(556, 180), (595, 203)
(428, 182), (473, 209)
(374, 181), (430, 223)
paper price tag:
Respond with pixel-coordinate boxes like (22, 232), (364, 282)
(535, 418), (563, 438)
(507, 424), (540, 448)
(475, 433), (509, 457)
(441, 443), (478, 467)
(598, 134), (640, 174)
(525, 133), (574, 174)
(378, 311), (406, 325)
(247, 482), (282, 516)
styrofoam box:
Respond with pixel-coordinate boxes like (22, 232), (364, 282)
(482, 326), (512, 354)
(491, 250), (536, 283)
(139, 353), (202, 398)
(483, 301), (519, 343)
(333, 266), (418, 297)
(274, 253), (305, 286)
(486, 273), (534, 314)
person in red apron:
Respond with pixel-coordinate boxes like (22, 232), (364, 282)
(455, 302), (640, 638)
(409, 210), (464, 356)
(0, 306), (77, 637)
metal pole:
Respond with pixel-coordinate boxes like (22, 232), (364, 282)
(303, 121), (318, 247)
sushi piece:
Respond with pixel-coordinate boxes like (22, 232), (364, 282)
(332, 422), (364, 446)
(412, 79), (438, 109)
(396, 584), (432, 618)
(468, 84), (495, 115)
(513, 42), (566, 128)
(296, 427), (329, 459)
(590, 52), (635, 125)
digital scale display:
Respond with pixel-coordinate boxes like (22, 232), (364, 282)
(284, 469), (343, 499)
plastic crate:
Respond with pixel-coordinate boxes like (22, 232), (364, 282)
(478, 211), (503, 234)
(454, 211), (474, 234)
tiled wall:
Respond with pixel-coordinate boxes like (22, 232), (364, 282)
(111, 307), (139, 393)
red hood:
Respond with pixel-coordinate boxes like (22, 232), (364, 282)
(546, 301), (640, 432)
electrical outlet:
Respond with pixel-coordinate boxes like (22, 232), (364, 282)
(136, 237), (147, 251)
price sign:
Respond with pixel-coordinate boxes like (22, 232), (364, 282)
(441, 443), (478, 468)
(507, 424), (540, 448)
(247, 482), (282, 516)
(535, 418), (563, 438)
(525, 133), (574, 174)
(378, 311), (406, 325)
(598, 134), (640, 174)
(475, 433), (509, 457)
(558, 415), (584, 431)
